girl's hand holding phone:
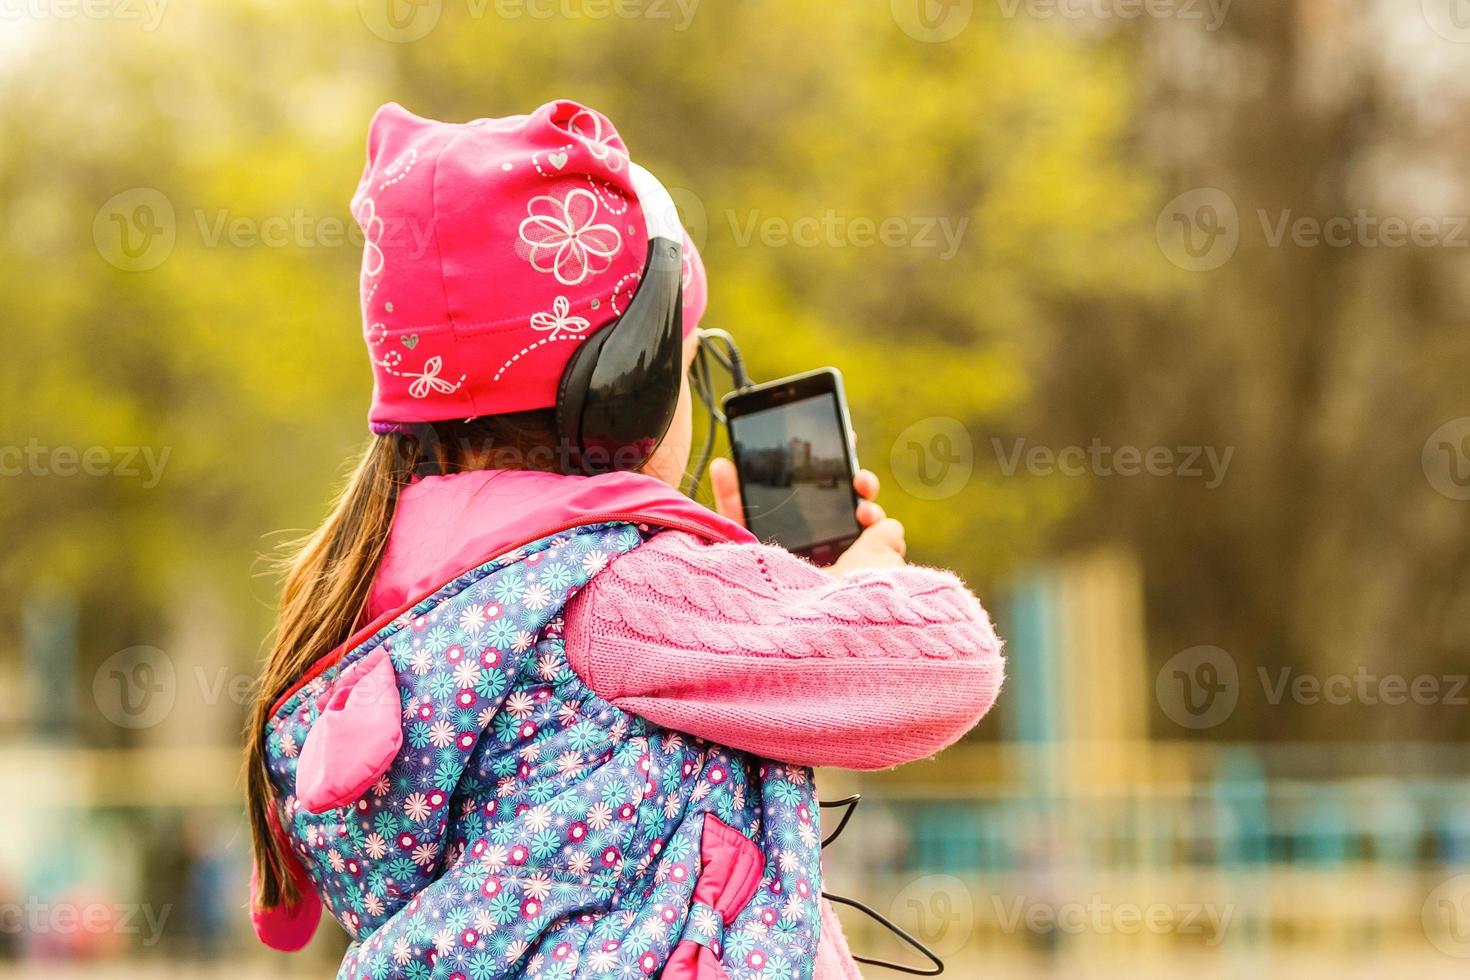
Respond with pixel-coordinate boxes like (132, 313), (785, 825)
(708, 458), (907, 575)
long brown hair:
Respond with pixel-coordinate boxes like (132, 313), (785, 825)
(244, 411), (558, 910)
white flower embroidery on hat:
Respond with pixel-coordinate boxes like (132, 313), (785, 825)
(517, 188), (623, 286)
(565, 109), (628, 172)
(358, 198), (385, 278)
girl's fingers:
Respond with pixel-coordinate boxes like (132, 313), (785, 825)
(866, 517), (907, 557)
(856, 499), (886, 527)
(853, 468), (882, 526)
(708, 457), (746, 526)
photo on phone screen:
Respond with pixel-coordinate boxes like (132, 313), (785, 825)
(723, 369), (860, 564)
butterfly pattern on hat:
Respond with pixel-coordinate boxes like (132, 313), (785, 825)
(492, 296), (593, 384)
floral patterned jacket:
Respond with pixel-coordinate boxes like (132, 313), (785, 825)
(261, 520), (823, 980)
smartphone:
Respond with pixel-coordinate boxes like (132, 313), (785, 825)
(723, 368), (861, 565)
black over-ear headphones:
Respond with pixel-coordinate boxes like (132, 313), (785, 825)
(554, 162), (686, 476)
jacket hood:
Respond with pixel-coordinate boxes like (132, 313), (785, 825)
(367, 469), (752, 623)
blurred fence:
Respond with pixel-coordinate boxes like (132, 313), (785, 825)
(826, 744), (1470, 976)
(6, 742), (1470, 976)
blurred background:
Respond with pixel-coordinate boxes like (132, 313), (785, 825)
(3, 0), (1470, 976)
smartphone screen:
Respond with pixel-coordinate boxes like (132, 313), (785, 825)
(723, 368), (861, 565)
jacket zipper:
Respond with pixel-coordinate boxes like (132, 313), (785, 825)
(268, 511), (725, 717)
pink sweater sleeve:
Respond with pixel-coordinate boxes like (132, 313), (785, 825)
(562, 530), (1004, 770)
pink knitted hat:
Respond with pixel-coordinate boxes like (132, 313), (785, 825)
(350, 100), (706, 431)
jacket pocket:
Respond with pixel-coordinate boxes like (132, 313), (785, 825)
(663, 813), (767, 979)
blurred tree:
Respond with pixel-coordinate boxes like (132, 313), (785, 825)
(1037, 4), (1470, 740)
(1, 1), (1160, 746)
(31, 3), (1465, 748)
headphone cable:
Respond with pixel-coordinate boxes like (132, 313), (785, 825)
(818, 794), (947, 976)
(697, 328), (751, 389)
(686, 328), (750, 499)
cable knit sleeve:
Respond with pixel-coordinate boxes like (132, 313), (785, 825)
(562, 530), (1004, 770)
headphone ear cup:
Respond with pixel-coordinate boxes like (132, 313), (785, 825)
(554, 323), (610, 469)
(554, 238), (684, 475)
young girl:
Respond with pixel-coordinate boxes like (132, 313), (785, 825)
(244, 100), (1003, 980)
